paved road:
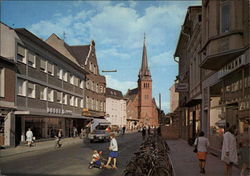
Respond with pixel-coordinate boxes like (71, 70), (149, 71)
(0, 132), (144, 176)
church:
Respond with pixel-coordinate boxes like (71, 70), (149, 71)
(125, 36), (159, 128)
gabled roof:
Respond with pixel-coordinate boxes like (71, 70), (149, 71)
(106, 87), (123, 99)
(69, 45), (90, 66)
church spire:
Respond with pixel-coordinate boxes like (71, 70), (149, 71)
(139, 33), (151, 79)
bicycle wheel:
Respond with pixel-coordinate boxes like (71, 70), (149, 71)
(149, 167), (172, 176)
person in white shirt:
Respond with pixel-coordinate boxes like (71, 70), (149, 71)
(26, 128), (33, 147)
(194, 131), (210, 174)
(104, 133), (118, 169)
(221, 125), (238, 176)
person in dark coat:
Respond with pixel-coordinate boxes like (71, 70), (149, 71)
(142, 126), (146, 140)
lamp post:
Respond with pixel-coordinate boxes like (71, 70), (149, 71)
(102, 70), (117, 73)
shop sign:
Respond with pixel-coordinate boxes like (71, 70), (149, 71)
(47, 107), (72, 115)
(175, 83), (188, 92)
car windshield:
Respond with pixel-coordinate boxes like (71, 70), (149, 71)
(96, 125), (109, 130)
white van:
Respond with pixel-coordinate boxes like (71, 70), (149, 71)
(88, 118), (111, 143)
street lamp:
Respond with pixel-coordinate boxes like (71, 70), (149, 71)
(102, 70), (117, 73)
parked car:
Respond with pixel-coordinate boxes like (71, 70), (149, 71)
(88, 124), (110, 143)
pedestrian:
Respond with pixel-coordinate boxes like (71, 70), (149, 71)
(73, 126), (78, 138)
(238, 140), (250, 176)
(194, 131), (209, 174)
(147, 126), (151, 135)
(142, 126), (146, 140)
(122, 126), (126, 135)
(80, 128), (84, 139)
(221, 125), (238, 176)
(26, 128), (33, 147)
(55, 129), (63, 148)
(104, 133), (118, 169)
(157, 126), (161, 136)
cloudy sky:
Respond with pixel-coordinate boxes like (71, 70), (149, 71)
(1, 0), (201, 113)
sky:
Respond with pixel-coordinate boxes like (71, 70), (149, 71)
(1, 0), (201, 113)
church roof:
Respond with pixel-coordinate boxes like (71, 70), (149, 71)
(138, 35), (151, 80)
(125, 88), (138, 100)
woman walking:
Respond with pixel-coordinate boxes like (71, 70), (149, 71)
(221, 125), (238, 176)
(194, 131), (210, 174)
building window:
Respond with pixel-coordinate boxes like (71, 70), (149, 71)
(17, 79), (26, 96)
(40, 58), (47, 72)
(100, 86), (103, 93)
(57, 67), (63, 80)
(100, 101), (103, 111)
(70, 74), (74, 85)
(56, 91), (62, 104)
(93, 99), (96, 110)
(0, 68), (4, 97)
(63, 71), (68, 82)
(74, 77), (79, 87)
(40, 87), (47, 100)
(92, 82), (95, 91)
(70, 96), (75, 106)
(80, 80), (84, 89)
(96, 84), (99, 93)
(96, 100), (99, 111)
(27, 51), (36, 68)
(86, 80), (90, 89)
(17, 45), (26, 63)
(47, 62), (54, 76)
(48, 89), (54, 102)
(80, 99), (84, 108)
(27, 82), (35, 98)
(75, 97), (78, 107)
(86, 97), (89, 109)
(63, 94), (68, 105)
(220, 1), (230, 33)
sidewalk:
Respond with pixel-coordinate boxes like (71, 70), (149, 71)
(167, 139), (241, 176)
(0, 137), (82, 158)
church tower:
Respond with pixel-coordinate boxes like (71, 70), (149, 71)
(138, 35), (153, 126)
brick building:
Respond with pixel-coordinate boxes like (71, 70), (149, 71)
(125, 37), (158, 129)
(46, 34), (106, 119)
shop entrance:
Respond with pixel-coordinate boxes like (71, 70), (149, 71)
(226, 103), (238, 127)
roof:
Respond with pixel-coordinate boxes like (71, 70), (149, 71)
(15, 28), (88, 74)
(174, 6), (202, 58)
(139, 36), (151, 79)
(69, 45), (90, 66)
(106, 87), (123, 99)
(124, 88), (138, 100)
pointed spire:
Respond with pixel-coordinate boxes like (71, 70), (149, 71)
(139, 33), (151, 79)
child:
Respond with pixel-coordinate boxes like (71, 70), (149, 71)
(89, 150), (103, 169)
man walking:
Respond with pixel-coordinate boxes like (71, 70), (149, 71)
(55, 129), (63, 148)
(122, 126), (126, 135)
(26, 128), (33, 147)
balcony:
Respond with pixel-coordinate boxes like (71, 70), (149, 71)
(200, 30), (248, 70)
